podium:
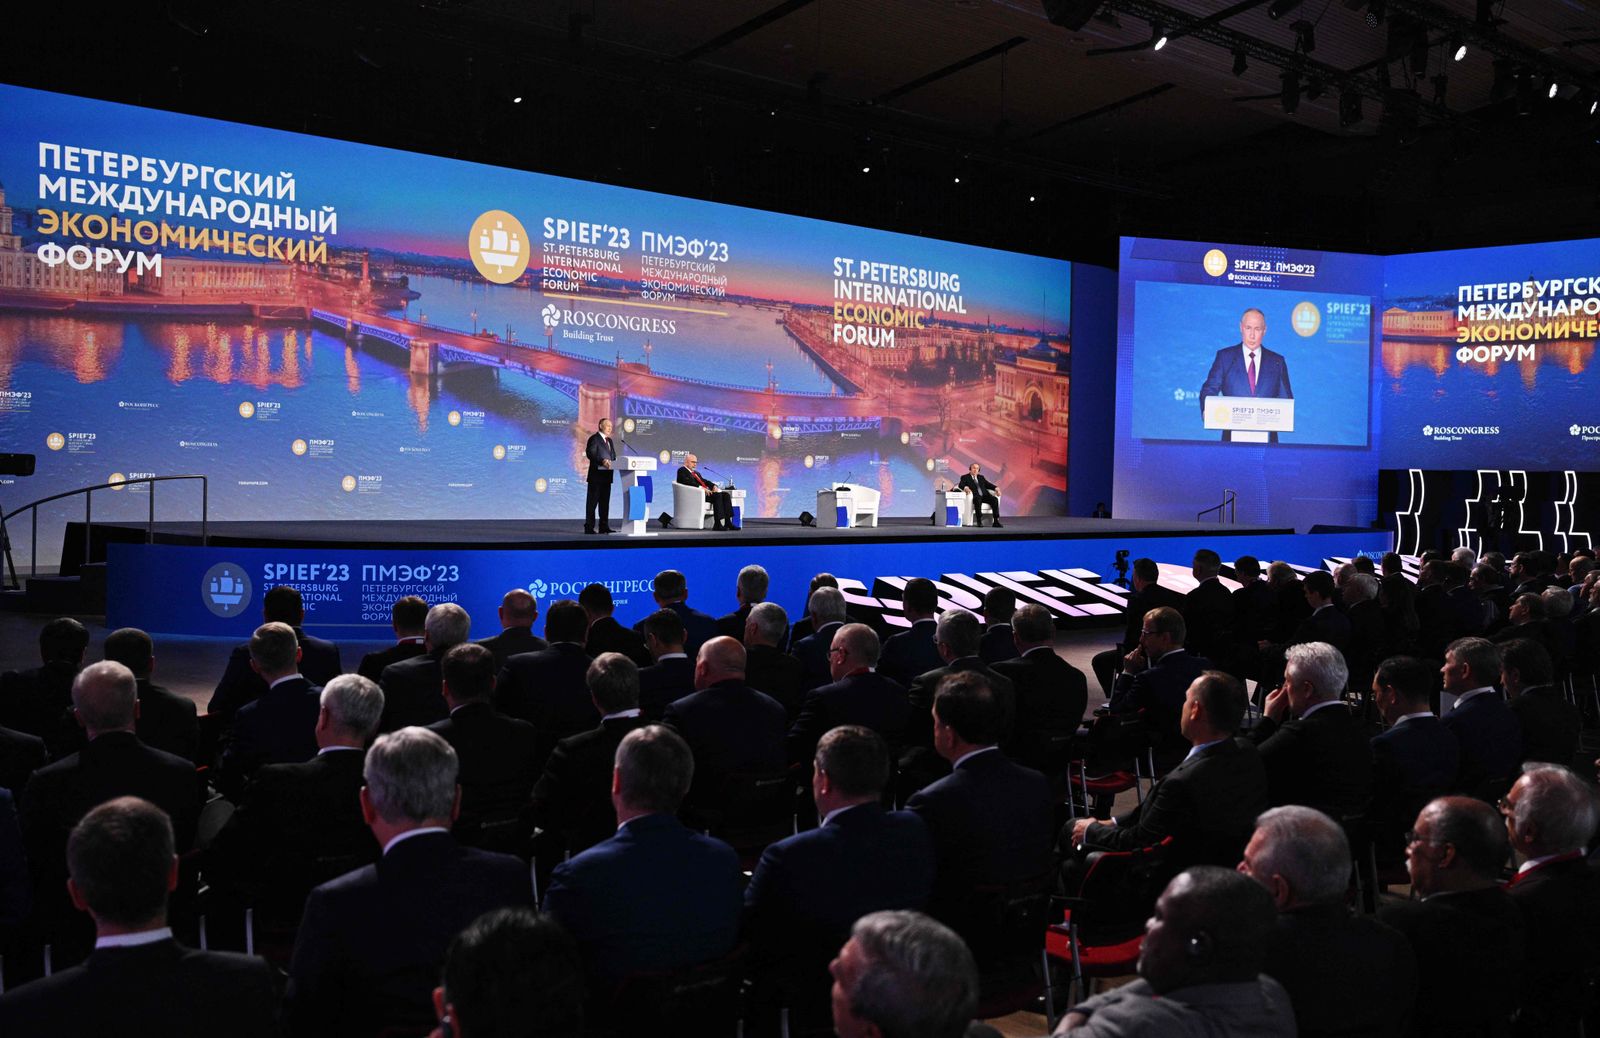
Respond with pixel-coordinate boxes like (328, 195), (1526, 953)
(1203, 395), (1295, 444)
(619, 455), (658, 537)
(816, 484), (881, 529)
(934, 488), (965, 527)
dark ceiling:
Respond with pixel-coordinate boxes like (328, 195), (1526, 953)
(7, 0), (1600, 265)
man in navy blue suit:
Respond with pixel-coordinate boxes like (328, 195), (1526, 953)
(1369, 656), (1460, 865)
(1108, 606), (1211, 771)
(791, 586), (850, 692)
(635, 569), (718, 659)
(1439, 637), (1521, 802)
(1198, 307), (1293, 443)
(878, 578), (942, 688)
(662, 637), (787, 817)
(786, 623), (910, 766)
(209, 585), (342, 718)
(221, 622), (323, 789)
(542, 725), (742, 988)
(745, 725), (934, 1025)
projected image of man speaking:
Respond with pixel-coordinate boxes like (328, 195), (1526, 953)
(1198, 307), (1293, 442)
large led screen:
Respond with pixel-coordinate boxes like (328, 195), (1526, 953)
(0, 85), (1071, 557)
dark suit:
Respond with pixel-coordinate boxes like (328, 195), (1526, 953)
(0, 724), (47, 799)
(1093, 582), (1185, 696)
(879, 619), (942, 688)
(907, 657), (1017, 753)
(1345, 598), (1387, 693)
(1370, 716), (1460, 863)
(1379, 886), (1526, 1038)
(377, 650), (449, 732)
(495, 643), (596, 773)
(543, 812), (742, 984)
(905, 749), (1053, 953)
(205, 747), (377, 925)
(584, 430), (616, 532)
(663, 680), (786, 811)
(0, 661), (79, 757)
(132, 679), (199, 764)
(958, 472), (1000, 524)
(0, 788), (27, 928)
(1108, 649), (1210, 771)
(1507, 854), (1600, 1038)
(677, 465), (733, 524)
(1248, 702), (1373, 820)
(637, 655), (694, 719)
(715, 603), (755, 640)
(474, 627), (548, 669)
(0, 937), (281, 1038)
(787, 670), (910, 766)
(356, 638), (425, 683)
(586, 615), (652, 669)
(1290, 604), (1351, 654)
(288, 831), (531, 1037)
(791, 620), (845, 692)
(1510, 684), (1580, 767)
(641, 600), (719, 660)
(979, 624), (1019, 664)
(1183, 577), (1236, 670)
(209, 628), (342, 718)
(1079, 737), (1267, 871)
(531, 714), (648, 856)
(1199, 343), (1293, 443)
(222, 676), (322, 783)
(743, 803), (934, 1017)
(428, 702), (539, 852)
(1442, 690), (1522, 801)
(1262, 903), (1417, 1038)
(745, 644), (806, 719)
(993, 647), (1089, 772)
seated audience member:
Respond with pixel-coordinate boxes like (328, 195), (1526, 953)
(473, 589), (546, 668)
(635, 608), (694, 719)
(1493, 592), (1551, 652)
(637, 569), (718, 658)
(878, 577), (943, 687)
(428, 643), (538, 854)
(978, 587), (1020, 664)
(1540, 587), (1577, 671)
(1378, 797), (1526, 1038)
(1439, 637), (1522, 800)
(1181, 548), (1236, 671)
(543, 725), (742, 987)
(379, 603), (471, 732)
(1510, 550), (1558, 598)
(1501, 764), (1600, 1038)
(1264, 561), (1311, 644)
(0, 797), (279, 1037)
(829, 911), (986, 1038)
(21, 661), (201, 948)
(1248, 641), (1373, 821)
(1230, 555), (1277, 682)
(792, 586), (850, 691)
(908, 609), (1016, 750)
(288, 727), (531, 1037)
(1471, 563), (1511, 630)
(1381, 551), (1404, 577)
(1068, 671), (1266, 872)
(1107, 606), (1210, 772)
(906, 673), (1052, 958)
(358, 595), (430, 682)
(210, 586), (342, 718)
(1092, 558), (1185, 697)
(1239, 806), (1417, 1038)
(786, 573), (839, 652)
(787, 623), (910, 766)
(662, 637), (786, 816)
(495, 600), (596, 773)
(743, 601), (805, 718)
(206, 674), (383, 928)
(1502, 638), (1579, 767)
(221, 622), (323, 786)
(1370, 656), (1461, 865)
(716, 564), (770, 639)
(1451, 546), (1478, 571)
(0, 721), (46, 800)
(1343, 572), (1386, 695)
(0, 787), (26, 931)
(1053, 867), (1294, 1037)
(1289, 569), (1350, 653)
(103, 627), (199, 763)
(531, 653), (648, 858)
(579, 583), (651, 668)
(429, 907), (584, 1038)
(0, 616), (89, 755)
(745, 726), (935, 1024)
(993, 603), (1088, 770)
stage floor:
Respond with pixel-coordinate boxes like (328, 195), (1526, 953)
(90, 515), (1293, 551)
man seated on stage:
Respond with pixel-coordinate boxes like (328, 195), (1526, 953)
(957, 463), (1002, 528)
(676, 453), (735, 531)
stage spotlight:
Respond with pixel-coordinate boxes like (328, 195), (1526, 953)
(1339, 88), (1363, 127)
(1232, 48), (1248, 76)
(1451, 35), (1466, 62)
(1591, 99), (1598, 116)
(798, 511), (816, 527)
(1267, 0), (1303, 20)
(1292, 20), (1315, 53)
(1281, 69), (1301, 114)
(1153, 25), (1169, 51)
(1549, 79), (1560, 100)
(658, 512), (673, 528)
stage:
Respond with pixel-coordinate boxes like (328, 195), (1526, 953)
(92, 515), (1393, 641)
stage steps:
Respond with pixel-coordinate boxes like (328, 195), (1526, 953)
(0, 564), (106, 615)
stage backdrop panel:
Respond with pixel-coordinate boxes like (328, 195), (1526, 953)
(1113, 238), (1384, 531)
(0, 85), (1070, 565)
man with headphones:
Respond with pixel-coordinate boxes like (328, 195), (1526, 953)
(1053, 867), (1295, 1036)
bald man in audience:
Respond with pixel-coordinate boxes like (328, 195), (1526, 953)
(663, 636), (787, 818)
(474, 589), (547, 668)
(787, 623), (910, 767)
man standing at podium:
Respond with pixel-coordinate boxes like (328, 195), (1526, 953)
(584, 418), (616, 535)
(1198, 307), (1293, 443)
(677, 454), (734, 531)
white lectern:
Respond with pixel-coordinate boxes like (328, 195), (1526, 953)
(620, 455), (658, 537)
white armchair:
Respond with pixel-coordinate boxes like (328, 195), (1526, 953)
(672, 481), (713, 530)
(817, 482), (880, 528)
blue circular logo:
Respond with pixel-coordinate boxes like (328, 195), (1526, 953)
(201, 562), (253, 618)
